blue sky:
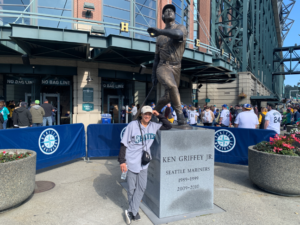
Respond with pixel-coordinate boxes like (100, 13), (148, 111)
(283, 1), (300, 86)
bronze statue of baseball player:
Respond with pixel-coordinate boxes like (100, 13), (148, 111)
(147, 4), (187, 126)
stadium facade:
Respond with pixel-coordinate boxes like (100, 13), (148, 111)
(0, 0), (293, 126)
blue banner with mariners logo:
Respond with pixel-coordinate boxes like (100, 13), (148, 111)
(196, 126), (277, 165)
(0, 124), (85, 170)
(87, 124), (128, 157)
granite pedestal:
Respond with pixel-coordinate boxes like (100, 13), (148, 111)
(143, 127), (215, 218)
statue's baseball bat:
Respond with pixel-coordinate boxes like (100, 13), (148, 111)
(133, 85), (155, 120)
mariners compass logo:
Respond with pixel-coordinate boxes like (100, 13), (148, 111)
(214, 129), (236, 153)
(120, 126), (127, 139)
(39, 128), (60, 155)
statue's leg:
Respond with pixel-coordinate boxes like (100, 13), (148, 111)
(155, 64), (183, 117)
(154, 65), (172, 112)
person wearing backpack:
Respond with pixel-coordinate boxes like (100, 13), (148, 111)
(201, 106), (215, 126)
(258, 107), (267, 129)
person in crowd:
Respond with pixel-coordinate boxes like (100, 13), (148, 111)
(258, 107), (267, 129)
(121, 106), (126, 123)
(118, 106), (171, 223)
(12, 102), (21, 128)
(198, 106), (202, 114)
(283, 109), (292, 130)
(28, 101), (35, 111)
(231, 104), (242, 125)
(219, 104), (230, 127)
(182, 105), (188, 121)
(197, 106), (202, 124)
(172, 110), (177, 124)
(164, 103), (174, 123)
(201, 106), (214, 127)
(0, 112), (4, 129)
(127, 103), (138, 121)
(41, 99), (54, 126)
(51, 107), (57, 125)
(294, 108), (300, 123)
(30, 100), (45, 127)
(137, 104), (140, 111)
(7, 101), (16, 128)
(0, 101), (10, 129)
(234, 104), (259, 129)
(265, 103), (282, 134)
(215, 109), (220, 125)
(65, 111), (70, 117)
(151, 102), (155, 109)
(214, 105), (218, 112)
(13, 102), (32, 128)
(229, 105), (234, 115)
(254, 105), (259, 117)
(188, 106), (199, 126)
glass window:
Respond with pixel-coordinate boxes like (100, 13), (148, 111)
(0, 0), (31, 26)
(38, 0), (73, 29)
(184, 0), (189, 36)
(193, 0), (198, 40)
(0, 0), (73, 28)
(173, 0), (182, 24)
(134, 0), (156, 41)
(103, 0), (130, 38)
(103, 0), (130, 10)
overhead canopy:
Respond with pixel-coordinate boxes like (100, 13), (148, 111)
(91, 35), (213, 70)
(196, 73), (237, 84)
(8, 24), (90, 59)
(0, 41), (25, 56)
(250, 95), (279, 101)
(0, 24), (235, 80)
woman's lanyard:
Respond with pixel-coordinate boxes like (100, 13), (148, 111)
(137, 120), (150, 153)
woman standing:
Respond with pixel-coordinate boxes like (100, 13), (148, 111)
(0, 101), (10, 129)
(118, 106), (171, 224)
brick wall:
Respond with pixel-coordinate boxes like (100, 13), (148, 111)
(74, 0), (102, 32)
(198, 0), (211, 53)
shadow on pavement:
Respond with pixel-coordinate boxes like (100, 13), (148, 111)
(92, 160), (128, 218)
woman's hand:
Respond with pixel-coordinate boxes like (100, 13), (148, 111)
(152, 110), (159, 116)
(120, 163), (127, 173)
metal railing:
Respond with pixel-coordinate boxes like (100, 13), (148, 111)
(0, 9), (235, 63)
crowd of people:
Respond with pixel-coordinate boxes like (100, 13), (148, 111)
(0, 99), (57, 129)
(126, 102), (285, 135)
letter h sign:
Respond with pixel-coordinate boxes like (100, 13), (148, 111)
(194, 39), (200, 47)
(120, 22), (129, 33)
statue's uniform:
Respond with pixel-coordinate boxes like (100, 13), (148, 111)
(154, 24), (187, 115)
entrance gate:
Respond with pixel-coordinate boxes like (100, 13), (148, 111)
(25, 93), (61, 125)
(107, 95), (124, 123)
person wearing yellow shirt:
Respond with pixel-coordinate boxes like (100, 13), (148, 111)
(258, 107), (268, 129)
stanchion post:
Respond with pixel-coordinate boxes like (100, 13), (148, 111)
(126, 105), (128, 123)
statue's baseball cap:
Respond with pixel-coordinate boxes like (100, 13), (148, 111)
(162, 4), (176, 14)
(141, 105), (153, 114)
